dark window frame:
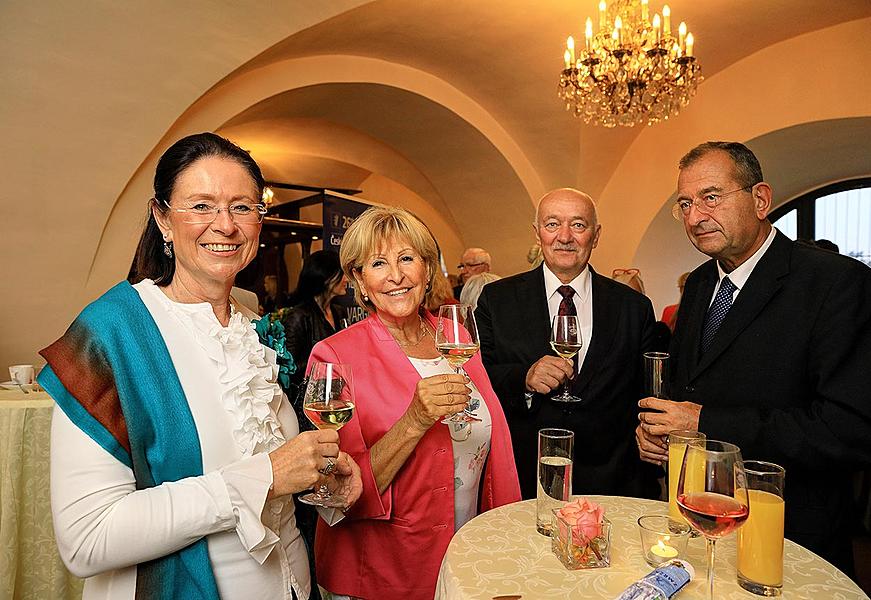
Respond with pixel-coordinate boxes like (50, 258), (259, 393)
(770, 177), (871, 240)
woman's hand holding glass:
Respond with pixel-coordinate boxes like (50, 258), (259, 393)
(405, 373), (472, 432)
(296, 362), (357, 508)
(267, 429), (340, 498)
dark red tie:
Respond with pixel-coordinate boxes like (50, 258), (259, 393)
(557, 285), (576, 316)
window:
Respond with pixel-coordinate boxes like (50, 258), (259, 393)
(773, 209), (796, 240)
(769, 179), (871, 266)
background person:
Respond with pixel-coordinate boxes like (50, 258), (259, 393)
(611, 267), (645, 294)
(40, 133), (361, 600)
(281, 249), (349, 391)
(453, 246), (492, 298)
(660, 271), (690, 331)
(309, 206), (520, 600)
(459, 272), (502, 311)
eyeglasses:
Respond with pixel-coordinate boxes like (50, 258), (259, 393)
(457, 262), (486, 270)
(162, 201), (268, 224)
(612, 268), (640, 276)
(672, 185), (753, 220)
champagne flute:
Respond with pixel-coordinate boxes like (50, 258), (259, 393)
(677, 440), (750, 600)
(435, 304), (481, 424)
(550, 315), (582, 402)
(299, 361), (355, 508)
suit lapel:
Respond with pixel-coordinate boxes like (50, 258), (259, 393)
(521, 266), (552, 358)
(573, 269), (618, 394)
(683, 264), (718, 373)
(692, 232), (791, 377)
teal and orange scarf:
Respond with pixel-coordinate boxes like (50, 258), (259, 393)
(39, 281), (220, 600)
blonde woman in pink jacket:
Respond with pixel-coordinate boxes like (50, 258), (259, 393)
(308, 206), (520, 600)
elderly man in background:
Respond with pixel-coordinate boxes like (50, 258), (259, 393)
(453, 247), (492, 298)
(636, 141), (871, 574)
(477, 188), (659, 500)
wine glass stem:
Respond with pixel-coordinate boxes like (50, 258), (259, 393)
(705, 538), (716, 600)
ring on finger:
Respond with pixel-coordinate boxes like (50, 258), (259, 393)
(318, 456), (336, 476)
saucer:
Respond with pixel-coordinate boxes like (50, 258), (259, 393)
(1, 381), (36, 391)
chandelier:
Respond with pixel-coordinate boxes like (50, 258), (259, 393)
(558, 0), (702, 127)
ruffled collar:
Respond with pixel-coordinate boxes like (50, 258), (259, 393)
(142, 280), (286, 456)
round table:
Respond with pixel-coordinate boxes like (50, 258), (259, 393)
(0, 389), (84, 600)
(435, 496), (867, 599)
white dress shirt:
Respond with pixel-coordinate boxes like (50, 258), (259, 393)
(51, 280), (314, 600)
(710, 226), (778, 306)
(542, 263), (594, 373)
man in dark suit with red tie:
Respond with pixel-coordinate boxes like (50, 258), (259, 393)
(477, 188), (659, 500)
(636, 141), (871, 574)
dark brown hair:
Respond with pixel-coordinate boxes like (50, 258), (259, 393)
(128, 132), (265, 284)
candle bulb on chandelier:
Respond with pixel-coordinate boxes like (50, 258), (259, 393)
(678, 22), (687, 52)
(652, 14), (661, 44)
(599, 0), (607, 30)
(641, 0), (649, 21)
(662, 5), (671, 37)
(614, 16), (622, 45)
(686, 32), (694, 57)
(564, 49), (571, 69)
(585, 17), (593, 52)
(567, 36), (576, 64)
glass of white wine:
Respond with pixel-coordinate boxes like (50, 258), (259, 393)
(435, 304), (481, 424)
(299, 361), (355, 508)
(551, 315), (582, 402)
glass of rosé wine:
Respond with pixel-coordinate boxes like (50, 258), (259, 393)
(677, 440), (750, 600)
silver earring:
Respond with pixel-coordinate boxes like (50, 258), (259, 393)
(163, 235), (173, 258)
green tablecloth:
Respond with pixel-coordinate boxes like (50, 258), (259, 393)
(1, 390), (83, 599)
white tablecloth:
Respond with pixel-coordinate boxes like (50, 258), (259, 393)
(436, 496), (867, 599)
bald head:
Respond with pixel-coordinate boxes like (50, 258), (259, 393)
(535, 188), (598, 228)
(534, 187), (601, 283)
(458, 246), (491, 283)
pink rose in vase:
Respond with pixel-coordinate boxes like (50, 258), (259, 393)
(557, 497), (605, 546)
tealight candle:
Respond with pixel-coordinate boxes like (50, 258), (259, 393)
(650, 539), (679, 559)
(638, 514), (690, 567)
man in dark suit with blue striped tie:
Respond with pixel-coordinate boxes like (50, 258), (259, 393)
(636, 141), (871, 575)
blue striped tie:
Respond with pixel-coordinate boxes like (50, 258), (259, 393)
(701, 277), (737, 353)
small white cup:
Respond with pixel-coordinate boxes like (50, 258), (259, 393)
(9, 365), (35, 385)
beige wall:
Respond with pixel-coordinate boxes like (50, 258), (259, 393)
(0, 2), (369, 369)
(594, 18), (871, 315)
(1, 3), (869, 373)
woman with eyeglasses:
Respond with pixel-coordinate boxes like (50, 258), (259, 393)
(38, 132), (361, 600)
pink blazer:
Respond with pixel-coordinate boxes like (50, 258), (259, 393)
(308, 312), (520, 600)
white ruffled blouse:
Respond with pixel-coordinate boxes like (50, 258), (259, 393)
(50, 279), (310, 600)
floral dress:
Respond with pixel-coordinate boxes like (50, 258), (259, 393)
(407, 356), (493, 531)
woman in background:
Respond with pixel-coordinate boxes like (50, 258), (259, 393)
(282, 249), (349, 389)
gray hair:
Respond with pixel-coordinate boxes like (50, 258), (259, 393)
(679, 141), (764, 189)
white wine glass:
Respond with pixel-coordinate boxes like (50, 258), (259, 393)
(677, 440), (750, 600)
(435, 304), (481, 424)
(550, 315), (582, 402)
(298, 361), (355, 508)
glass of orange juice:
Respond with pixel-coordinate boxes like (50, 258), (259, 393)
(737, 460), (785, 596)
(667, 430), (705, 526)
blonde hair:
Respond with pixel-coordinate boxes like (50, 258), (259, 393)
(339, 205), (439, 312)
(424, 268), (456, 312)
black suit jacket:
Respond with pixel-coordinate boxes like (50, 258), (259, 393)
(671, 231), (871, 572)
(476, 265), (659, 500)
